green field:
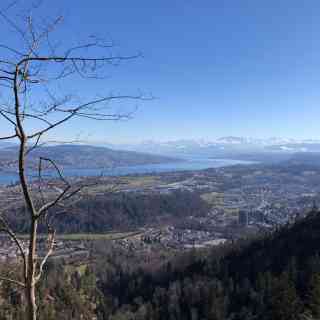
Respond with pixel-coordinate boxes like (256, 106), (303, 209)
(201, 192), (224, 205)
(17, 231), (143, 241)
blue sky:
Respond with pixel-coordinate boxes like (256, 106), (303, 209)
(1, 1), (320, 143)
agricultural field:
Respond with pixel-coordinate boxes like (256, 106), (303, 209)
(17, 231), (143, 241)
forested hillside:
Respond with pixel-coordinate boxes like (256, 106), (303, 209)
(2, 210), (320, 319)
(0, 144), (181, 170)
(92, 209), (320, 320)
(5, 190), (209, 233)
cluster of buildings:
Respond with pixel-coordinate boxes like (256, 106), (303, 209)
(0, 236), (89, 264)
(0, 237), (28, 262)
(115, 226), (227, 251)
(1, 162), (320, 257)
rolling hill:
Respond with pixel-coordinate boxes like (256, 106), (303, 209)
(0, 144), (182, 170)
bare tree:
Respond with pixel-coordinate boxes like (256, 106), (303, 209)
(0, 2), (146, 319)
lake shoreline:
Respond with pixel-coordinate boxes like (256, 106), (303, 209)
(0, 157), (256, 186)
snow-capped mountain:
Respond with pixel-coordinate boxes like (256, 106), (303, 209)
(214, 136), (319, 146)
(101, 137), (320, 158)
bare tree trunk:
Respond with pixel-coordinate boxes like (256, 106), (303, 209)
(26, 286), (37, 320)
(25, 219), (38, 320)
(17, 120), (38, 320)
(25, 277), (37, 320)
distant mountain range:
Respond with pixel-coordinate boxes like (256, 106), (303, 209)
(0, 144), (181, 171)
(2, 137), (320, 169)
(0, 141), (16, 149)
(101, 137), (320, 158)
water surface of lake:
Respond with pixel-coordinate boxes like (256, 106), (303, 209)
(0, 158), (255, 186)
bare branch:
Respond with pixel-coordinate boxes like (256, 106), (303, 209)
(0, 216), (27, 281)
(0, 59), (16, 66)
(38, 157), (68, 184)
(0, 44), (26, 57)
(34, 229), (55, 284)
(0, 275), (25, 287)
(2, 1), (19, 12)
(0, 68), (14, 75)
(17, 54), (141, 67)
(37, 185), (70, 217)
(25, 132), (42, 156)
(0, 75), (14, 81)
(0, 109), (16, 126)
(0, 107), (53, 126)
(36, 157), (70, 217)
(0, 133), (17, 140)
(27, 95), (142, 139)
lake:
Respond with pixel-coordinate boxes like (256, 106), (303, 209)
(0, 158), (255, 186)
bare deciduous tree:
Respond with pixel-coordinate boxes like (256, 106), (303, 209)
(0, 2), (146, 319)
